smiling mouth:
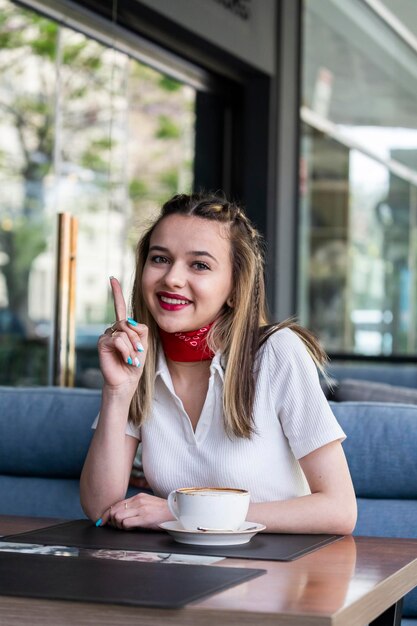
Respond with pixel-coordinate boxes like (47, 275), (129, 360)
(159, 295), (191, 305)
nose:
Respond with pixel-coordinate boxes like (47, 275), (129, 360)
(163, 261), (187, 289)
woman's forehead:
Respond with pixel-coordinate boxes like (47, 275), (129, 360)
(151, 214), (231, 249)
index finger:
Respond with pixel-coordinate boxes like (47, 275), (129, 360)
(110, 276), (127, 321)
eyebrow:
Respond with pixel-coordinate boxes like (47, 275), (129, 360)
(149, 245), (218, 262)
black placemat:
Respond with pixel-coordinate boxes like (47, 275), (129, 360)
(0, 551), (264, 608)
(3, 519), (343, 561)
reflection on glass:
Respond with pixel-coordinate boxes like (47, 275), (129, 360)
(299, 124), (417, 355)
(303, 0), (417, 170)
(300, 0), (417, 355)
(0, 0), (195, 385)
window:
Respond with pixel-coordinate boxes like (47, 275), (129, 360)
(299, 0), (417, 356)
(0, 0), (195, 384)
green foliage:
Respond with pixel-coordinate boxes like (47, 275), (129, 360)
(13, 220), (46, 273)
(80, 149), (108, 173)
(159, 169), (179, 195)
(82, 55), (102, 71)
(156, 115), (181, 140)
(92, 137), (113, 150)
(0, 7), (58, 59)
(62, 41), (89, 66)
(30, 27), (57, 60)
(158, 75), (182, 92)
(129, 178), (149, 199)
(79, 138), (112, 174)
(70, 86), (88, 99)
(130, 61), (158, 82)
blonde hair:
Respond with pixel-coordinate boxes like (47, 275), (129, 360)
(129, 192), (327, 438)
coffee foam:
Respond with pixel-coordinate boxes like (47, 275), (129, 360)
(178, 487), (248, 496)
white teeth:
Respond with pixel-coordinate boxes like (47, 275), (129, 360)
(160, 296), (190, 305)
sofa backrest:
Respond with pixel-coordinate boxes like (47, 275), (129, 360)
(0, 386), (101, 477)
(328, 363), (417, 389)
(331, 401), (417, 499)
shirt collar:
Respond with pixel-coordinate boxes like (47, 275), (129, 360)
(155, 346), (225, 383)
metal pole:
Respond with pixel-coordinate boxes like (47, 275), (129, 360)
(52, 212), (71, 386)
(66, 216), (78, 387)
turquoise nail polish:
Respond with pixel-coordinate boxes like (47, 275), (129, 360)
(127, 356), (133, 365)
(136, 342), (144, 352)
(134, 357), (141, 367)
(95, 518), (103, 527)
(127, 317), (138, 326)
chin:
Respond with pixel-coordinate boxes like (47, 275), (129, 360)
(156, 317), (187, 333)
(162, 320), (207, 335)
(154, 308), (214, 334)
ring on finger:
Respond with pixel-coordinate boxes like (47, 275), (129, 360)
(124, 502), (128, 510)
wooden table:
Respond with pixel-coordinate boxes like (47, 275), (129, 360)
(0, 516), (416, 626)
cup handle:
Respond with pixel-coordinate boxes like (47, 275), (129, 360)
(167, 490), (179, 520)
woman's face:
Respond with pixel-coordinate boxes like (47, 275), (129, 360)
(142, 214), (233, 333)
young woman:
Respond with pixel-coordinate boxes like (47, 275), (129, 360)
(80, 193), (357, 534)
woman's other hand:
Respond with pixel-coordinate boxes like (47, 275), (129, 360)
(98, 277), (148, 394)
(100, 493), (173, 530)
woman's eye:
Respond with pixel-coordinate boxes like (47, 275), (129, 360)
(151, 255), (168, 264)
(193, 261), (210, 271)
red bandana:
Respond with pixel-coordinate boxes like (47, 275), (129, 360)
(159, 322), (216, 362)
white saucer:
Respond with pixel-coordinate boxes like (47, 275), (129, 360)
(158, 521), (266, 546)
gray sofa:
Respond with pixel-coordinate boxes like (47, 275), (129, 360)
(0, 386), (417, 622)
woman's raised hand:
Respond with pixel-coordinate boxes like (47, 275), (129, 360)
(98, 277), (148, 393)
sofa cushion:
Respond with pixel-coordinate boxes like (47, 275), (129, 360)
(0, 475), (141, 519)
(331, 402), (417, 498)
(0, 387), (101, 477)
(334, 379), (417, 404)
(0, 475), (86, 518)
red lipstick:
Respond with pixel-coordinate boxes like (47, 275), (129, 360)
(157, 291), (192, 312)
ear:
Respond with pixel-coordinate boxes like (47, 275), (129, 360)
(226, 295), (234, 308)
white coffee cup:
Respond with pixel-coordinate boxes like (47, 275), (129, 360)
(167, 487), (250, 531)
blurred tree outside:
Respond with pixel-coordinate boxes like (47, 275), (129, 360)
(0, 0), (195, 385)
(0, 1), (113, 331)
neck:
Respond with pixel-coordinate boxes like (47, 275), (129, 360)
(166, 357), (211, 382)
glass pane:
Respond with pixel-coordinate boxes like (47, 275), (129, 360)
(52, 30), (196, 387)
(303, 0), (417, 176)
(300, 0), (417, 356)
(0, 1), (57, 384)
(0, 0), (196, 386)
(299, 123), (417, 355)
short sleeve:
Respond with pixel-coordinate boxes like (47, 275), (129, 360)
(91, 413), (141, 440)
(267, 328), (345, 459)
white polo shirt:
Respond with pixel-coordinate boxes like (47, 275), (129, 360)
(124, 328), (345, 502)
